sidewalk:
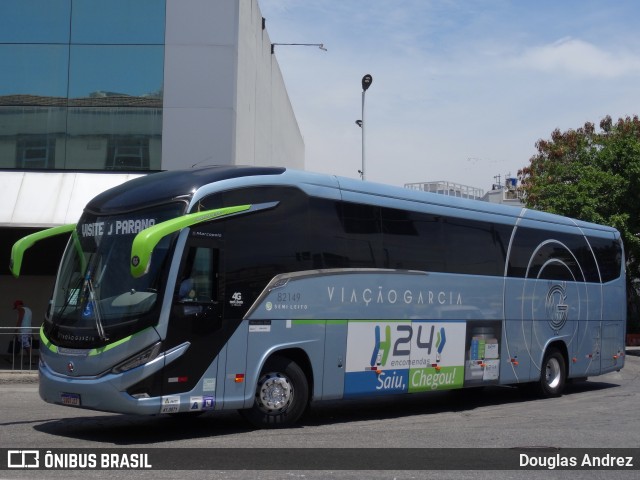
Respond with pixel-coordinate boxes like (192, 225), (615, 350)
(1, 347), (638, 384)
(626, 346), (640, 356)
(0, 369), (38, 383)
(0, 355), (39, 383)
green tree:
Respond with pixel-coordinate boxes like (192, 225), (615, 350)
(518, 115), (640, 332)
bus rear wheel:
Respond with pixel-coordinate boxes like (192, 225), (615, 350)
(240, 356), (309, 428)
(535, 347), (566, 397)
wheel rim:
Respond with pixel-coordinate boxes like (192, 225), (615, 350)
(545, 357), (562, 390)
(256, 372), (294, 414)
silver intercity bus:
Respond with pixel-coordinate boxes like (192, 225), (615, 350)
(10, 166), (626, 427)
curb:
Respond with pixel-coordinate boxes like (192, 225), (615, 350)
(0, 370), (38, 384)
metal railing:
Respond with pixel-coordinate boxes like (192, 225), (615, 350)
(0, 326), (40, 371)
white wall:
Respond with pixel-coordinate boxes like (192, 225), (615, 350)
(236, 1), (304, 168)
(163, 0), (304, 171)
(0, 172), (144, 227)
(268, 60), (305, 168)
(162, 0), (239, 170)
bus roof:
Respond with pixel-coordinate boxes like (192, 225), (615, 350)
(82, 165), (618, 236)
(84, 166), (285, 215)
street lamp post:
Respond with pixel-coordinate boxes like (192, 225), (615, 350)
(358, 74), (373, 180)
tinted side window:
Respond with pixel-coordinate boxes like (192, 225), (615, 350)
(589, 236), (622, 282)
(340, 202), (383, 268)
(382, 207), (509, 276)
(443, 218), (510, 276)
(216, 186), (310, 317)
(508, 227), (600, 282)
(176, 246), (219, 304)
(382, 208), (443, 271)
(308, 198), (349, 268)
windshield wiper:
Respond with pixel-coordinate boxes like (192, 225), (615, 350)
(58, 275), (84, 318)
(82, 270), (108, 342)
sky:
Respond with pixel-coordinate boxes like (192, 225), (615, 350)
(258, 0), (640, 191)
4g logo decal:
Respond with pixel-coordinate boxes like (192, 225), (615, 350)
(229, 292), (244, 307)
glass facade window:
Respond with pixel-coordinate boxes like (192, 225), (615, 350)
(0, 0), (166, 172)
(68, 45), (164, 100)
(71, 0), (166, 45)
(16, 136), (57, 169)
(66, 108), (162, 170)
(0, 106), (66, 169)
(0, 45), (69, 98)
(0, 0), (71, 44)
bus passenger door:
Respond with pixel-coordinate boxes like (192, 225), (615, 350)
(162, 242), (225, 396)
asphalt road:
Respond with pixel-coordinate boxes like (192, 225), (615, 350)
(0, 353), (638, 480)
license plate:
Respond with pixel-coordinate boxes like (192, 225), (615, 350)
(60, 393), (81, 406)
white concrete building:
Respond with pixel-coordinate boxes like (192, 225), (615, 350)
(0, 0), (304, 331)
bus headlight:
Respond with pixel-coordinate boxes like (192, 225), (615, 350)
(112, 342), (162, 374)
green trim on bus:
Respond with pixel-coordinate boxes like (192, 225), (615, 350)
(40, 324), (153, 356)
(88, 327), (154, 356)
(40, 325), (57, 353)
(10, 223), (76, 278)
(130, 205), (251, 278)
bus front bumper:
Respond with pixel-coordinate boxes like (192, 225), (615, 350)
(38, 343), (189, 416)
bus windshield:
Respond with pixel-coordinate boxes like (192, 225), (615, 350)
(49, 202), (185, 346)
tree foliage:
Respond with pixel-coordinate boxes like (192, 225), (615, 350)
(518, 115), (640, 331)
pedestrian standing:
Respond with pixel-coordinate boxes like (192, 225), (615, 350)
(13, 300), (32, 360)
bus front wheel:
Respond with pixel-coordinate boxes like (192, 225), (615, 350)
(536, 347), (566, 397)
(240, 356), (309, 428)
